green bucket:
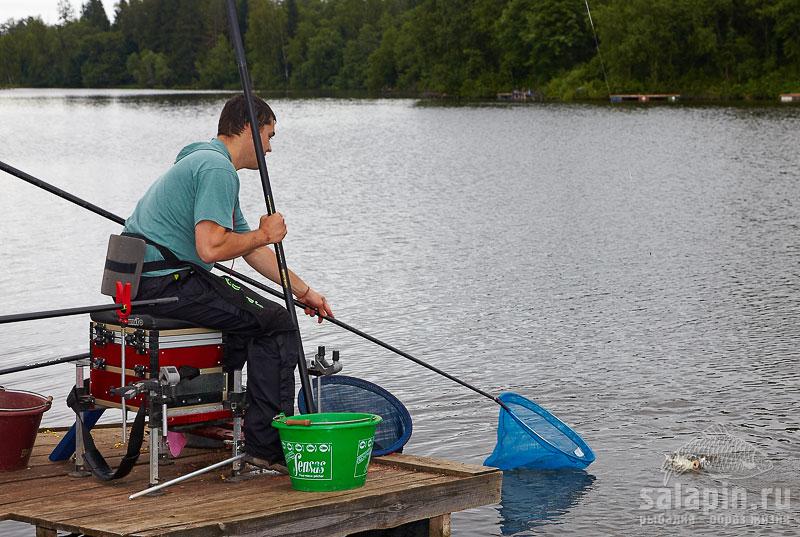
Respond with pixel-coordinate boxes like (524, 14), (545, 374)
(272, 412), (383, 492)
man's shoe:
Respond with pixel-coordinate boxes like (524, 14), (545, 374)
(243, 453), (289, 475)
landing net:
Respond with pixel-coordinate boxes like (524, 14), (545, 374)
(484, 392), (595, 470)
(298, 375), (412, 456)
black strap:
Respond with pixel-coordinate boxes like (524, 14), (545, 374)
(67, 386), (147, 481)
(141, 260), (184, 272)
(121, 232), (188, 273)
(104, 259), (138, 273)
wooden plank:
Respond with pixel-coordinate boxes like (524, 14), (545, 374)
(60, 469), (445, 537)
(35, 527), (56, 537)
(4, 428), (501, 537)
(21, 465), (412, 536)
(64, 467), (426, 536)
(0, 446), (223, 490)
(163, 473), (500, 537)
(373, 453), (496, 477)
(429, 514), (451, 537)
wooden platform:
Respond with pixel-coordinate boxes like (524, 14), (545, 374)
(610, 93), (680, 103)
(0, 427), (501, 537)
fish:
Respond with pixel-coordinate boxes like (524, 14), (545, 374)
(663, 453), (708, 473)
(661, 424), (773, 484)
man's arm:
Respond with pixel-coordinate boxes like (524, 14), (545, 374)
(243, 246), (334, 323)
(195, 214), (286, 264)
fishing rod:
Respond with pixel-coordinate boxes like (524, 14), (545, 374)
(0, 297), (178, 325)
(224, 0), (315, 414)
(0, 352), (90, 376)
(0, 164), (511, 412)
(214, 264), (511, 411)
(583, 0), (612, 98)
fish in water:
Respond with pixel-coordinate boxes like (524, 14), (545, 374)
(663, 453), (708, 473)
(664, 424), (773, 480)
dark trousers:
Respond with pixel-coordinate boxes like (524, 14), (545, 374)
(136, 269), (298, 462)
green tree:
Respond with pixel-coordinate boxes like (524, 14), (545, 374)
(58, 0), (75, 24)
(286, 0), (299, 38)
(294, 26), (344, 88)
(79, 30), (131, 86)
(366, 23), (398, 91)
(127, 49), (173, 86)
(248, 0), (291, 89)
(196, 34), (238, 88)
(0, 0), (797, 97)
(337, 23), (381, 89)
(80, 0), (110, 31)
(766, 0), (800, 61)
(0, 18), (63, 86)
(524, 0), (593, 84)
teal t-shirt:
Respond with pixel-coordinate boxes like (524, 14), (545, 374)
(124, 138), (251, 276)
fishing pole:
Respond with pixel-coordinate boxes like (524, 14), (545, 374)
(224, 0), (315, 414)
(0, 165), (512, 412)
(0, 297), (178, 325)
(213, 264), (511, 411)
(583, 0), (612, 98)
(0, 352), (90, 376)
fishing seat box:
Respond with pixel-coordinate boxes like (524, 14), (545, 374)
(88, 310), (232, 427)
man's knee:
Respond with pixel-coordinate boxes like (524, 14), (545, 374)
(259, 306), (295, 335)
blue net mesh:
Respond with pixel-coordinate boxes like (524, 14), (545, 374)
(484, 392), (595, 470)
(298, 375), (412, 456)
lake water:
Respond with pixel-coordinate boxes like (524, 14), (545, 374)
(0, 89), (798, 536)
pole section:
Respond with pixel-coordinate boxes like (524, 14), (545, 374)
(0, 352), (90, 376)
(224, 0), (315, 413)
(0, 297), (178, 325)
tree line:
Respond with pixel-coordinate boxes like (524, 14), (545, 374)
(1, 0), (798, 99)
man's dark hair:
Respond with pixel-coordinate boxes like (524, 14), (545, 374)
(217, 94), (276, 136)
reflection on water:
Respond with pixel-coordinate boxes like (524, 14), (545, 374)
(498, 469), (596, 535)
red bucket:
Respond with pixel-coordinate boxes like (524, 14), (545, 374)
(0, 388), (52, 471)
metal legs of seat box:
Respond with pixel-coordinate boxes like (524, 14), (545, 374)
(70, 358), (245, 489)
(231, 368), (244, 475)
(69, 358), (92, 478)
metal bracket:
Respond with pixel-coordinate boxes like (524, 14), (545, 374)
(74, 378), (95, 411)
(305, 347), (343, 413)
(306, 345), (342, 377)
(92, 324), (113, 347)
(224, 389), (247, 417)
(125, 329), (147, 354)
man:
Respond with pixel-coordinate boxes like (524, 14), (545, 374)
(124, 94), (333, 471)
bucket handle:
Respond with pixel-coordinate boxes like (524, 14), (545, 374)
(0, 394), (53, 413)
(283, 416), (375, 426)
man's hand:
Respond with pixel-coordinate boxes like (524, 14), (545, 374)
(298, 287), (334, 324)
(258, 213), (287, 244)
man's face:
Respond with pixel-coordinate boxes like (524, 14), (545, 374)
(242, 122), (275, 169)
(260, 122), (275, 154)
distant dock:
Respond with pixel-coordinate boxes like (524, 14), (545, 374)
(610, 94), (680, 103)
(780, 93), (800, 102)
(1, 426), (501, 537)
(497, 89), (534, 102)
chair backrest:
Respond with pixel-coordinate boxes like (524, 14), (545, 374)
(101, 234), (146, 299)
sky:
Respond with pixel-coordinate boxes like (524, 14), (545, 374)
(1, 1), (117, 25)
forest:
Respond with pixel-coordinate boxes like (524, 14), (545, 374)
(1, 0), (798, 100)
